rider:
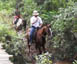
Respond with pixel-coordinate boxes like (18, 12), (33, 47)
(29, 10), (43, 45)
(13, 8), (21, 25)
(13, 8), (23, 28)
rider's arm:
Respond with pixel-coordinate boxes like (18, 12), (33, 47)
(39, 17), (43, 27)
(30, 17), (38, 25)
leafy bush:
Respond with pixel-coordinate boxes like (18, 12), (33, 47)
(73, 60), (77, 64)
(0, 12), (26, 64)
(48, 2), (77, 60)
(0, 21), (26, 64)
(0, 0), (16, 14)
(35, 52), (52, 64)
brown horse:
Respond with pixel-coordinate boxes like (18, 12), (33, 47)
(35, 24), (52, 54)
(26, 24), (52, 54)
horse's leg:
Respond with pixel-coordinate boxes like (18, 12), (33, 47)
(42, 37), (46, 53)
(42, 44), (46, 53)
(35, 43), (39, 54)
(38, 46), (42, 54)
(27, 38), (31, 55)
(35, 43), (38, 50)
(28, 45), (31, 53)
(35, 42), (41, 54)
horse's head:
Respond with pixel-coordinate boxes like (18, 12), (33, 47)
(42, 24), (52, 37)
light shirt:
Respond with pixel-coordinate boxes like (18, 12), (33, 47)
(30, 16), (43, 28)
(16, 18), (22, 27)
(13, 16), (18, 24)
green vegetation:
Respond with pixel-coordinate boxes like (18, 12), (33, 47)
(50, 4), (77, 60)
(73, 60), (77, 64)
(35, 52), (52, 64)
(0, 0), (77, 64)
(0, 13), (26, 64)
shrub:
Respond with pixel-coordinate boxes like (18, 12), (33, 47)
(73, 60), (77, 64)
(35, 52), (52, 64)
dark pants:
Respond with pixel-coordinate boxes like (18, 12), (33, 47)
(30, 26), (36, 43)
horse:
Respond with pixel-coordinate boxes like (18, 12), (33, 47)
(13, 18), (26, 32)
(35, 24), (52, 54)
(26, 24), (52, 54)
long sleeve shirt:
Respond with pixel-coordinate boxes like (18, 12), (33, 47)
(30, 16), (43, 28)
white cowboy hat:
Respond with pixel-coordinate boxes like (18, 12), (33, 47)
(33, 10), (39, 15)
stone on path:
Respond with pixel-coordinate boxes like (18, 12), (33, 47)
(0, 43), (13, 64)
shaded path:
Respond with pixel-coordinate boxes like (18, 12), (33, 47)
(0, 43), (13, 64)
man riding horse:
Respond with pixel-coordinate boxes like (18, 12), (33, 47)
(13, 8), (21, 25)
(13, 8), (26, 31)
(29, 10), (43, 46)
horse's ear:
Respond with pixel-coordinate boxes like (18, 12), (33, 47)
(47, 24), (51, 27)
